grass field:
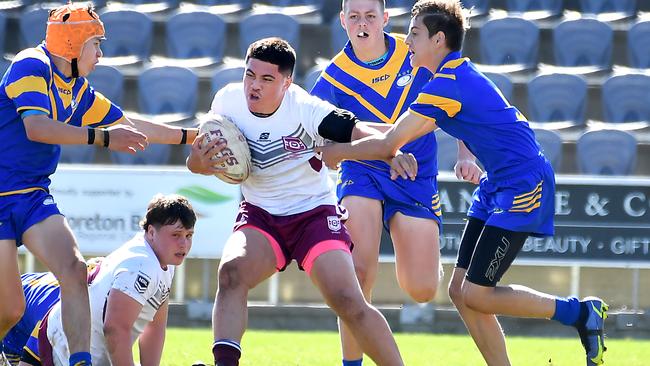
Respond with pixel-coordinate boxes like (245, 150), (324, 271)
(160, 328), (650, 365)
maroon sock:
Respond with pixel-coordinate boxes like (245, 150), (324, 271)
(212, 340), (241, 366)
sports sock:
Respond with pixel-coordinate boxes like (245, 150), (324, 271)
(343, 358), (363, 366)
(551, 296), (581, 326)
(213, 339), (242, 366)
(69, 351), (92, 366)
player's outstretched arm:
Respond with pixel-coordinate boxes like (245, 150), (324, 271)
(121, 116), (199, 145)
(22, 114), (147, 154)
(103, 289), (144, 366)
(317, 111), (437, 171)
(138, 301), (168, 366)
(186, 133), (229, 176)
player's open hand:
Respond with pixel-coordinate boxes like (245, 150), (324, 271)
(105, 125), (148, 153)
(390, 152), (418, 181)
(186, 133), (229, 175)
(455, 159), (482, 184)
(314, 143), (344, 170)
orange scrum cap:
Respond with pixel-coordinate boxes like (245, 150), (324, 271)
(45, 2), (105, 63)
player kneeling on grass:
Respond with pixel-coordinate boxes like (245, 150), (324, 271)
(0, 259), (103, 366)
(18, 194), (195, 366)
(187, 37), (409, 366)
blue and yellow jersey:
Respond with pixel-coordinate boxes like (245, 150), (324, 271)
(311, 33), (438, 177)
(0, 44), (123, 195)
(409, 51), (542, 180)
(2, 272), (61, 362)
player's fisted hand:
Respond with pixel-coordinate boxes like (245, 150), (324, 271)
(186, 133), (229, 175)
(314, 143), (343, 170)
(105, 125), (148, 154)
(390, 152), (418, 181)
(455, 159), (483, 184)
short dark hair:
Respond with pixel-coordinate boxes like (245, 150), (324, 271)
(342, 0), (385, 12)
(411, 0), (468, 52)
(245, 37), (296, 77)
(141, 194), (196, 231)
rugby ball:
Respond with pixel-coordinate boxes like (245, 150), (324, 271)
(198, 114), (252, 184)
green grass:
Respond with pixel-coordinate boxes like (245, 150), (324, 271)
(160, 328), (650, 365)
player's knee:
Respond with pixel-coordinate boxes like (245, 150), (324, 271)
(328, 289), (366, 322)
(447, 280), (464, 307)
(403, 280), (438, 303)
(461, 283), (489, 312)
(217, 259), (245, 291)
(56, 258), (88, 288)
(353, 263), (375, 292)
(0, 297), (25, 331)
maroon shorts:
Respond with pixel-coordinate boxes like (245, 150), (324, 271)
(233, 202), (353, 274)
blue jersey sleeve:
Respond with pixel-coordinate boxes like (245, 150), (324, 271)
(309, 72), (339, 107)
(3, 50), (52, 115)
(409, 77), (462, 127)
(76, 80), (124, 127)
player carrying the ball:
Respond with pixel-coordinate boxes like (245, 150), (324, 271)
(187, 37), (406, 366)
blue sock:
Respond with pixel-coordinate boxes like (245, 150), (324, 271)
(69, 351), (92, 366)
(343, 358), (363, 366)
(551, 296), (581, 326)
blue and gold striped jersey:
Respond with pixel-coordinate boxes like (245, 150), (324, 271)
(311, 33), (438, 177)
(0, 44), (123, 195)
(409, 52), (542, 180)
(2, 272), (61, 360)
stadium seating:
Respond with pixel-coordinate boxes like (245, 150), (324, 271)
(505, 0), (563, 18)
(601, 74), (650, 123)
(211, 64), (245, 95)
(238, 12), (300, 57)
(479, 17), (539, 70)
(86, 65), (124, 106)
(533, 128), (562, 171)
(0, 58), (10, 76)
(267, 0), (323, 7)
(166, 11), (226, 62)
(461, 0), (490, 17)
(195, 0), (252, 8)
(99, 9), (153, 61)
(60, 145), (97, 164)
(138, 65), (198, 115)
(20, 6), (50, 48)
(435, 129), (457, 172)
(576, 130), (637, 175)
(553, 18), (613, 68)
(527, 73), (587, 123)
(483, 72), (513, 101)
(302, 64), (324, 91)
(0, 11), (6, 55)
(579, 0), (637, 16)
(628, 20), (650, 69)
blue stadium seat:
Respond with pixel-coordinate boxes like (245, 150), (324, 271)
(20, 6), (50, 48)
(602, 74), (650, 123)
(483, 72), (513, 101)
(60, 145), (97, 164)
(303, 64), (324, 92)
(86, 65), (124, 106)
(195, 0), (251, 8)
(628, 20), (650, 69)
(576, 130), (637, 175)
(99, 9), (152, 60)
(0, 58), (10, 77)
(0, 12), (6, 55)
(527, 73), (587, 123)
(506, 0), (563, 17)
(211, 64), (245, 95)
(480, 17), (539, 69)
(138, 66), (198, 115)
(238, 13), (300, 56)
(268, 0), (322, 7)
(533, 128), (562, 171)
(166, 11), (226, 61)
(579, 0), (637, 16)
(553, 19), (613, 68)
(435, 129), (457, 172)
(461, 0), (490, 17)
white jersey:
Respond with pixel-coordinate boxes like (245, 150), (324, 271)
(211, 83), (337, 215)
(46, 234), (174, 366)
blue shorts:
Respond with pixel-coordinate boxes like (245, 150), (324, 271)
(0, 190), (62, 246)
(337, 161), (442, 230)
(467, 160), (555, 237)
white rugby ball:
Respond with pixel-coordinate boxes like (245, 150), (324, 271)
(198, 114), (252, 184)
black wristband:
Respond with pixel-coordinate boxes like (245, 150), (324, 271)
(180, 128), (188, 145)
(103, 129), (110, 148)
(87, 128), (95, 145)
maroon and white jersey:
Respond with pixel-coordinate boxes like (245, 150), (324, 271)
(210, 83), (337, 215)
